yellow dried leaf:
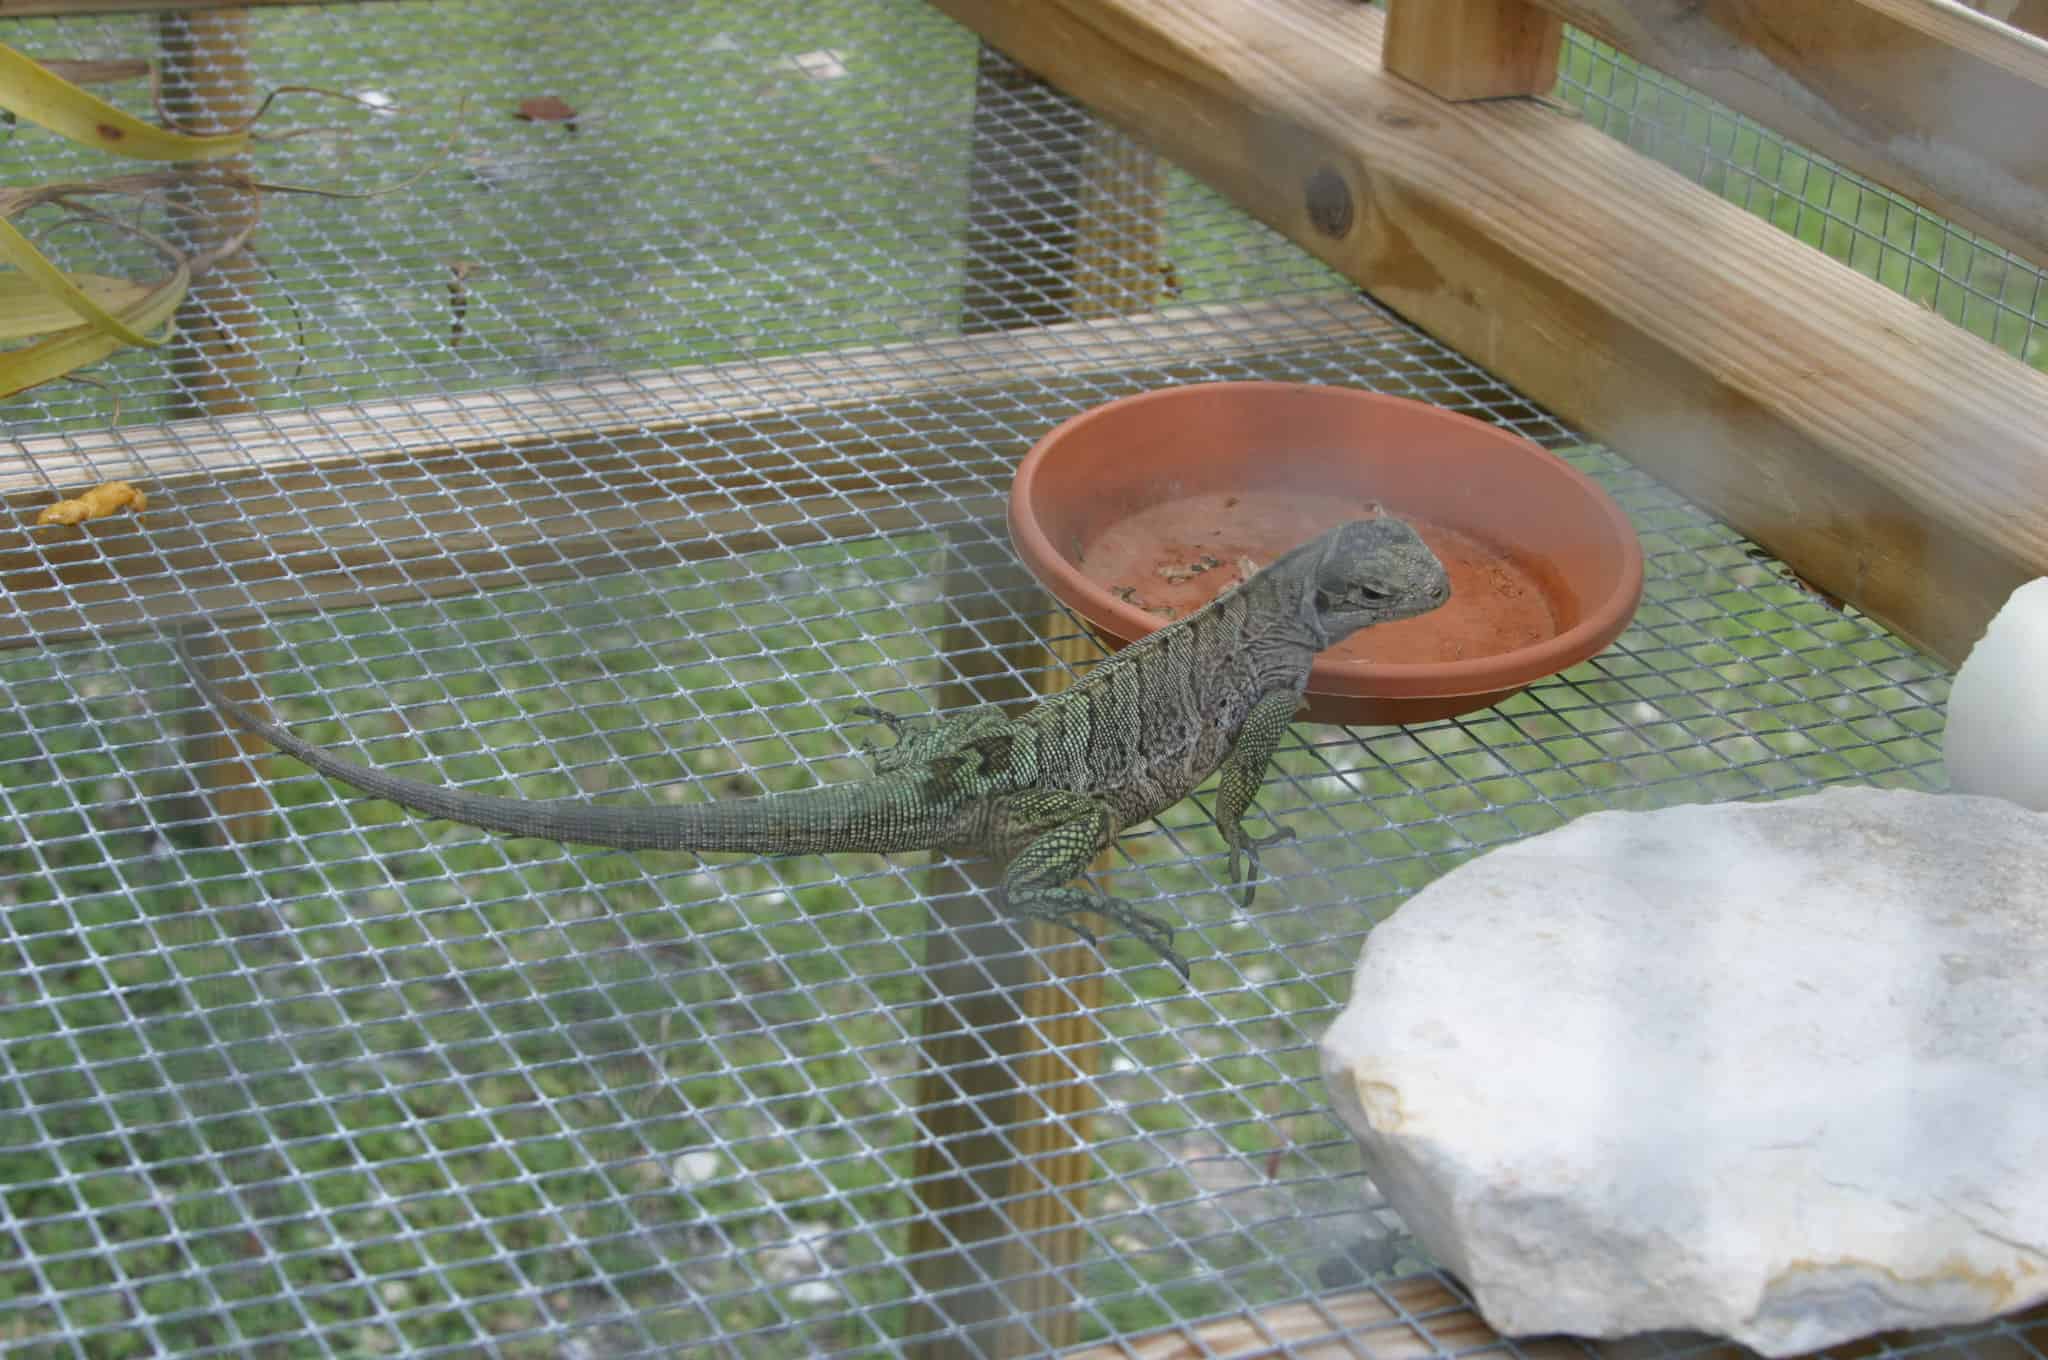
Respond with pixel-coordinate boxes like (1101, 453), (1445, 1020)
(0, 217), (165, 347)
(0, 270), (151, 341)
(0, 42), (248, 161)
(0, 261), (186, 398)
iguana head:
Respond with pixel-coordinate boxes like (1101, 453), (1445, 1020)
(1296, 516), (1451, 647)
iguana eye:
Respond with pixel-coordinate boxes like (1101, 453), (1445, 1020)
(1320, 583), (1390, 611)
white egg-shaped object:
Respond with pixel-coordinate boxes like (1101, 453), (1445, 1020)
(1945, 577), (2048, 808)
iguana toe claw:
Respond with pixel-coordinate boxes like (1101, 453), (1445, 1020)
(1228, 823), (1298, 910)
(849, 703), (903, 733)
(850, 704), (930, 772)
(1092, 900), (1187, 981)
(1006, 884), (1186, 979)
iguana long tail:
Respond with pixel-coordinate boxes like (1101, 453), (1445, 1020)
(179, 630), (950, 855)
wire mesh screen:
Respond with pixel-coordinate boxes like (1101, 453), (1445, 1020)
(0, 1), (2010, 1357)
(1553, 28), (2048, 370)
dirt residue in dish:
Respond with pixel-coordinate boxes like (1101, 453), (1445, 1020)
(1080, 490), (1557, 665)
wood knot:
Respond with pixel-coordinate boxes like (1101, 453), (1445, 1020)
(1304, 167), (1354, 239)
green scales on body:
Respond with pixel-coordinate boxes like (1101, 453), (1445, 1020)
(182, 518), (1451, 977)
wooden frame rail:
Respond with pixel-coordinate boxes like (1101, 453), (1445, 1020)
(1, 1), (349, 14)
(932, 0), (2048, 667)
(1477, 0), (2048, 269)
(1383, 0), (2048, 271)
(1960, 0), (2048, 43)
(1, 297), (1388, 646)
(1069, 1280), (2048, 1360)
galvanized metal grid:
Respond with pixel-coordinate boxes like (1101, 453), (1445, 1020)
(1554, 27), (2048, 370)
(0, 1), (2015, 1357)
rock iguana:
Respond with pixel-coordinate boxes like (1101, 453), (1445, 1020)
(180, 517), (1450, 975)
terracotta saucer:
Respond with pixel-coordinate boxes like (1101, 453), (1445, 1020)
(1008, 382), (1644, 724)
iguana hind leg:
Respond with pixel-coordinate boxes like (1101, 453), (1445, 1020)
(851, 703), (1008, 774)
(995, 790), (1187, 978)
(1214, 690), (1302, 911)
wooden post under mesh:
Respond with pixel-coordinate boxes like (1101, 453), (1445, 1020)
(157, 7), (268, 418)
(907, 47), (1167, 1359)
(156, 9), (278, 842)
(906, 600), (1124, 1357)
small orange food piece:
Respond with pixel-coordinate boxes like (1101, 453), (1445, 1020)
(36, 480), (147, 526)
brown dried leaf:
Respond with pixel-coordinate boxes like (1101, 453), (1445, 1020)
(514, 96), (578, 127)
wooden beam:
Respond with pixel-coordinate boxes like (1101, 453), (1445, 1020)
(1067, 1278), (1579, 1360)
(910, 560), (1112, 1359)
(1, 1), (366, 15)
(1526, 0), (2048, 268)
(156, 7), (268, 422)
(2, 297), (1371, 499)
(1958, 0), (2048, 44)
(929, 0), (2048, 666)
(2, 297), (1396, 646)
(1066, 1281), (2048, 1360)
(155, 6), (275, 840)
(1383, 0), (1565, 101)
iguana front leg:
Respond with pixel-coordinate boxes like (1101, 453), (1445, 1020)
(995, 790), (1188, 978)
(1214, 690), (1303, 910)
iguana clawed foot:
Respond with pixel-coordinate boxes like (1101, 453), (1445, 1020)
(849, 703), (904, 732)
(1097, 900), (1188, 980)
(1005, 885), (1189, 981)
(849, 704), (911, 770)
(1227, 824), (1297, 911)
(851, 703), (1010, 774)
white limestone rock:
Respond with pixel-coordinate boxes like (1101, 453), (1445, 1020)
(1945, 576), (2048, 810)
(1319, 787), (2048, 1357)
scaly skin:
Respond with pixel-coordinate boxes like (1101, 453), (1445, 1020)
(180, 518), (1450, 975)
